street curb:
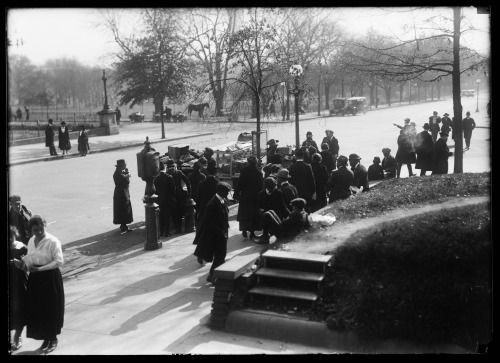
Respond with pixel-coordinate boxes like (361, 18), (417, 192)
(225, 310), (360, 351)
(8, 132), (213, 167)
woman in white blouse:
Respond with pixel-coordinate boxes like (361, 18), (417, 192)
(14, 215), (65, 354)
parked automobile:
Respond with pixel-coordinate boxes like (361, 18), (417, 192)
(329, 97), (368, 116)
(329, 98), (347, 116)
(129, 112), (145, 123)
(461, 89), (475, 97)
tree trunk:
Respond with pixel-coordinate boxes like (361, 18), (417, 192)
(215, 92), (224, 116)
(385, 87), (391, 106)
(399, 83), (404, 103)
(251, 94), (257, 119)
(324, 82), (331, 109)
(255, 91), (261, 160)
(452, 6), (463, 173)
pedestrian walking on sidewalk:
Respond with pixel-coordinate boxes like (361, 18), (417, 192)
(45, 119), (58, 156)
(9, 226), (28, 353)
(428, 111), (442, 142)
(12, 215), (65, 354)
(462, 111), (476, 150)
(77, 125), (90, 156)
(193, 182), (231, 284)
(113, 159), (134, 232)
(58, 121), (71, 155)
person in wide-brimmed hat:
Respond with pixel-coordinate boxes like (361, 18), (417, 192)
(415, 123), (434, 176)
(265, 138), (282, 164)
(441, 112), (453, 135)
(113, 159), (133, 232)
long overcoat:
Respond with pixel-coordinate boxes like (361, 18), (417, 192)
(193, 195), (229, 263)
(113, 169), (133, 224)
(45, 124), (55, 147)
(289, 160), (316, 200)
(77, 130), (90, 154)
(395, 132), (416, 164)
(415, 130), (434, 171)
(195, 175), (219, 229)
(234, 164), (263, 231)
(432, 138), (452, 175)
(58, 127), (71, 151)
(321, 136), (340, 156)
(311, 162), (329, 211)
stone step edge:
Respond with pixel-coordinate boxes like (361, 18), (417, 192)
(248, 286), (318, 301)
(255, 267), (325, 282)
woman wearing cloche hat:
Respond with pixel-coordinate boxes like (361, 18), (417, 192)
(113, 159), (133, 232)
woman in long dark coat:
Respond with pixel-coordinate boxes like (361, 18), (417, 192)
(395, 129), (416, 178)
(415, 123), (434, 176)
(432, 132), (453, 175)
(113, 159), (133, 232)
(58, 121), (71, 155)
(77, 125), (90, 156)
(234, 155), (263, 239)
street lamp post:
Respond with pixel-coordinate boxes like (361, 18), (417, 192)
(289, 65), (303, 150)
(102, 70), (110, 111)
(280, 82), (286, 121)
(476, 78), (480, 112)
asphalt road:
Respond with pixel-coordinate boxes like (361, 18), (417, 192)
(8, 93), (490, 248)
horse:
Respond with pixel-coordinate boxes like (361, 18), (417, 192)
(188, 103), (210, 117)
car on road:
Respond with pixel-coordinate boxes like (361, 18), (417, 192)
(461, 89), (475, 97)
(329, 97), (368, 116)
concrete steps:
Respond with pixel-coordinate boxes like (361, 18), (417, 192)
(247, 250), (332, 306)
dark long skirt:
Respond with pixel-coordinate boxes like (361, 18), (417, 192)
(9, 251), (28, 332)
(26, 268), (65, 340)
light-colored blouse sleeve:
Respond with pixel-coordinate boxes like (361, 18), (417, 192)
(23, 232), (63, 271)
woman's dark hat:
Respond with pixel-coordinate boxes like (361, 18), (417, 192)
(9, 195), (22, 203)
(443, 113), (449, 116)
(423, 123), (430, 130)
(348, 153), (361, 160)
(116, 159), (127, 167)
(373, 156), (381, 164)
(216, 182), (231, 194)
(264, 177), (277, 189)
(382, 148), (391, 154)
(337, 155), (348, 165)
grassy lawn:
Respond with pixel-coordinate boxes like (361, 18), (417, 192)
(253, 172), (491, 351)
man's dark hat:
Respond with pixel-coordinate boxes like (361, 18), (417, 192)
(116, 159), (127, 167)
(216, 182), (231, 194)
(321, 143), (329, 150)
(247, 155), (258, 164)
(337, 155), (348, 165)
(290, 198), (306, 210)
(276, 169), (291, 179)
(306, 131), (312, 135)
(382, 148), (391, 154)
(267, 139), (278, 146)
(9, 195), (22, 203)
(270, 164), (282, 173)
(443, 113), (449, 116)
(349, 153), (361, 160)
(423, 123), (430, 130)
(166, 159), (176, 168)
(294, 148), (304, 157)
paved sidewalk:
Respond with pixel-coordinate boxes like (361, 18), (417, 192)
(11, 219), (346, 355)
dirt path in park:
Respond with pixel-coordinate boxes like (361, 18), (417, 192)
(282, 196), (490, 255)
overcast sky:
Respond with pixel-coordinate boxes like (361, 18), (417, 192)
(7, 7), (490, 68)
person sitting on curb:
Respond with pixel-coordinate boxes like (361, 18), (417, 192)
(349, 153), (369, 194)
(381, 148), (397, 179)
(254, 198), (310, 245)
(367, 156), (384, 181)
(327, 155), (354, 203)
